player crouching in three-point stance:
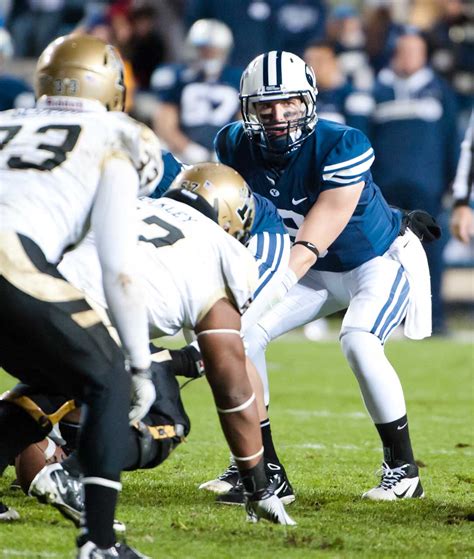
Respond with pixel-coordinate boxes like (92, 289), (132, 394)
(214, 50), (441, 501)
(0, 35), (162, 558)
(25, 164), (295, 527)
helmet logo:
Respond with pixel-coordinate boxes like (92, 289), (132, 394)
(305, 65), (314, 87)
(270, 188), (280, 197)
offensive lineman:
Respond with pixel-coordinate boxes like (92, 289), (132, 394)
(29, 163), (295, 526)
(213, 50), (438, 500)
(0, 35), (162, 558)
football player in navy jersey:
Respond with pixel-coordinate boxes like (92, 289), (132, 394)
(213, 50), (436, 501)
(151, 19), (241, 164)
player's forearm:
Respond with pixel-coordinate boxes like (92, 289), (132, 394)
(290, 182), (364, 279)
(102, 273), (150, 369)
(93, 156), (151, 369)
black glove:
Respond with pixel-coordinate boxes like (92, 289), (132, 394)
(401, 210), (442, 243)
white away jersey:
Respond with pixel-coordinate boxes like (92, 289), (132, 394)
(59, 197), (258, 336)
(0, 97), (163, 263)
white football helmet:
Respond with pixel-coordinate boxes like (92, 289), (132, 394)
(240, 51), (318, 154)
(185, 19), (233, 76)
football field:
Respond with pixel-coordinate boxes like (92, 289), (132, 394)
(0, 334), (473, 558)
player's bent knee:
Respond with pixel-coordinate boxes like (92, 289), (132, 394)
(244, 323), (270, 356)
(340, 330), (382, 364)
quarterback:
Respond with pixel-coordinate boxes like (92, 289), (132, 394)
(0, 35), (163, 558)
(213, 50), (439, 501)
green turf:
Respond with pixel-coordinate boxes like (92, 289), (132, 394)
(0, 336), (473, 558)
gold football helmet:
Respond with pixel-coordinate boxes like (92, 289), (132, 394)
(34, 34), (125, 111)
(167, 162), (255, 244)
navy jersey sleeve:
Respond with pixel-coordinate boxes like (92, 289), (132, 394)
(214, 122), (242, 166)
(321, 127), (375, 190)
(150, 64), (182, 105)
(251, 193), (287, 235)
(149, 150), (183, 199)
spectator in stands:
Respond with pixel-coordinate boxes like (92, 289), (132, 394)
(369, 31), (459, 335)
(326, 4), (374, 91)
(425, 0), (474, 117)
(304, 40), (372, 133)
(151, 18), (240, 164)
(127, 3), (166, 89)
(186, 0), (327, 67)
(450, 109), (474, 244)
(0, 25), (34, 110)
(364, 4), (405, 74)
(7, 0), (83, 57)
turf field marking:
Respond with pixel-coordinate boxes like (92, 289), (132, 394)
(286, 409), (367, 419)
(1, 551), (64, 558)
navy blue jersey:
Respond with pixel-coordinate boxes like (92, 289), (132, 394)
(186, 0), (326, 66)
(149, 150), (184, 199)
(0, 75), (34, 111)
(148, 149), (285, 237)
(150, 63), (241, 151)
(369, 67), (459, 206)
(317, 83), (371, 135)
(216, 119), (402, 272)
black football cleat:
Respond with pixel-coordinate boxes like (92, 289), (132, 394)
(216, 466), (295, 506)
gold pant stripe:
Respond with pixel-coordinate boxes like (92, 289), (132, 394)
(0, 232), (84, 303)
(151, 349), (172, 364)
(71, 309), (101, 328)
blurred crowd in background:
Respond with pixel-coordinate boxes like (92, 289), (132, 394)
(0, 0), (473, 335)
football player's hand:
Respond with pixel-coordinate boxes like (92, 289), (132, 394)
(129, 367), (156, 424)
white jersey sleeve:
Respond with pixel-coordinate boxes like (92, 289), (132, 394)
(92, 155), (150, 369)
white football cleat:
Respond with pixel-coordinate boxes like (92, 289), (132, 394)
(198, 461), (239, 495)
(0, 501), (20, 521)
(77, 537), (149, 559)
(29, 463), (84, 524)
(245, 483), (296, 526)
(362, 461), (424, 501)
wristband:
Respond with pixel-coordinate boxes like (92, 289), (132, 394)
(293, 240), (320, 258)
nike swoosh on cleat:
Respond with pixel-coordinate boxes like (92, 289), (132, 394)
(292, 197), (308, 205)
(394, 487), (410, 499)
